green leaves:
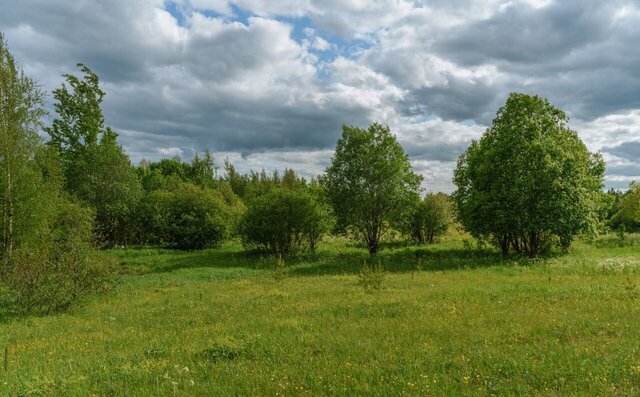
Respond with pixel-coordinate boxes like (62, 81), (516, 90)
(325, 123), (422, 254)
(239, 187), (330, 256)
(45, 64), (143, 246)
(453, 93), (605, 257)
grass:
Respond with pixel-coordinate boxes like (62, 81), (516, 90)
(0, 235), (639, 396)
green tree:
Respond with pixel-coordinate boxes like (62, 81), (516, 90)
(324, 123), (422, 254)
(0, 33), (47, 261)
(46, 65), (142, 246)
(453, 93), (605, 257)
(610, 182), (640, 231)
(408, 193), (453, 244)
(0, 36), (108, 313)
(86, 130), (143, 245)
(189, 150), (217, 188)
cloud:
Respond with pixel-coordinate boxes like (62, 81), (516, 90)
(603, 141), (640, 162)
(1, 0), (639, 193)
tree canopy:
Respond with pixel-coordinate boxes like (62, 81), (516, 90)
(453, 93), (605, 257)
(324, 123), (422, 254)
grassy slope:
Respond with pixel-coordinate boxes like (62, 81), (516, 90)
(0, 237), (639, 396)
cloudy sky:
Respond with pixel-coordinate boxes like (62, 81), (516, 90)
(2, 0), (639, 192)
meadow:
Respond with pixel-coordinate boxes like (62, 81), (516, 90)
(0, 234), (639, 396)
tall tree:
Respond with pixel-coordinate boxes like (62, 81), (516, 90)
(0, 36), (107, 314)
(46, 64), (142, 246)
(453, 93), (605, 257)
(0, 33), (46, 261)
(325, 123), (422, 254)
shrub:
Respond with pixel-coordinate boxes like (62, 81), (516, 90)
(2, 203), (113, 314)
(138, 182), (244, 249)
(240, 188), (329, 256)
(359, 259), (385, 292)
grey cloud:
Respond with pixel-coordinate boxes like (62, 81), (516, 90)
(402, 78), (501, 124)
(2, 0), (640, 192)
(435, 1), (611, 66)
(426, 0), (640, 121)
(606, 163), (640, 177)
(404, 141), (470, 162)
(603, 141), (640, 161)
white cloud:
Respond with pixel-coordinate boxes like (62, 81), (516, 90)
(1, 0), (639, 192)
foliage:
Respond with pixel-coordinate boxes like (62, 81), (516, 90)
(3, 203), (113, 314)
(138, 151), (218, 192)
(45, 64), (142, 246)
(358, 259), (385, 292)
(0, 38), (109, 314)
(453, 93), (605, 257)
(0, 33), (47, 260)
(137, 182), (244, 250)
(610, 182), (640, 232)
(324, 123), (422, 254)
(223, 160), (308, 201)
(240, 187), (330, 256)
(407, 193), (453, 244)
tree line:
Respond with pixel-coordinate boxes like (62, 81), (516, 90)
(1, 35), (637, 313)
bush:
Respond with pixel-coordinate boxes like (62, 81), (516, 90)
(240, 188), (330, 256)
(2, 203), (113, 314)
(137, 183), (244, 249)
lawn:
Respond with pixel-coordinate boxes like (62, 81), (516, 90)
(0, 236), (639, 396)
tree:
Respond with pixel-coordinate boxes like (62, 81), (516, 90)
(610, 182), (640, 232)
(453, 93), (605, 257)
(408, 193), (453, 244)
(0, 36), (108, 313)
(45, 64), (105, 194)
(324, 123), (422, 254)
(46, 65), (142, 246)
(240, 188), (329, 256)
(0, 33), (47, 261)
(86, 129), (143, 245)
(138, 152), (219, 193)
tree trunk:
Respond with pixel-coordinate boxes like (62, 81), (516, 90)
(498, 234), (510, 255)
(2, 151), (13, 263)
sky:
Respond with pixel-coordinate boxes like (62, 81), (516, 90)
(1, 0), (639, 192)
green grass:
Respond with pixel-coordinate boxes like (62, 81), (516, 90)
(1, 236), (639, 396)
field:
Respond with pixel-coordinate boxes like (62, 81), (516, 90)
(1, 235), (639, 396)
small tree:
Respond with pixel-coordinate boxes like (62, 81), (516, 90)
(453, 93), (605, 257)
(240, 188), (328, 256)
(408, 193), (453, 244)
(324, 123), (422, 254)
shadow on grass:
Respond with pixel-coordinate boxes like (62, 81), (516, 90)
(287, 247), (511, 277)
(109, 242), (536, 277)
